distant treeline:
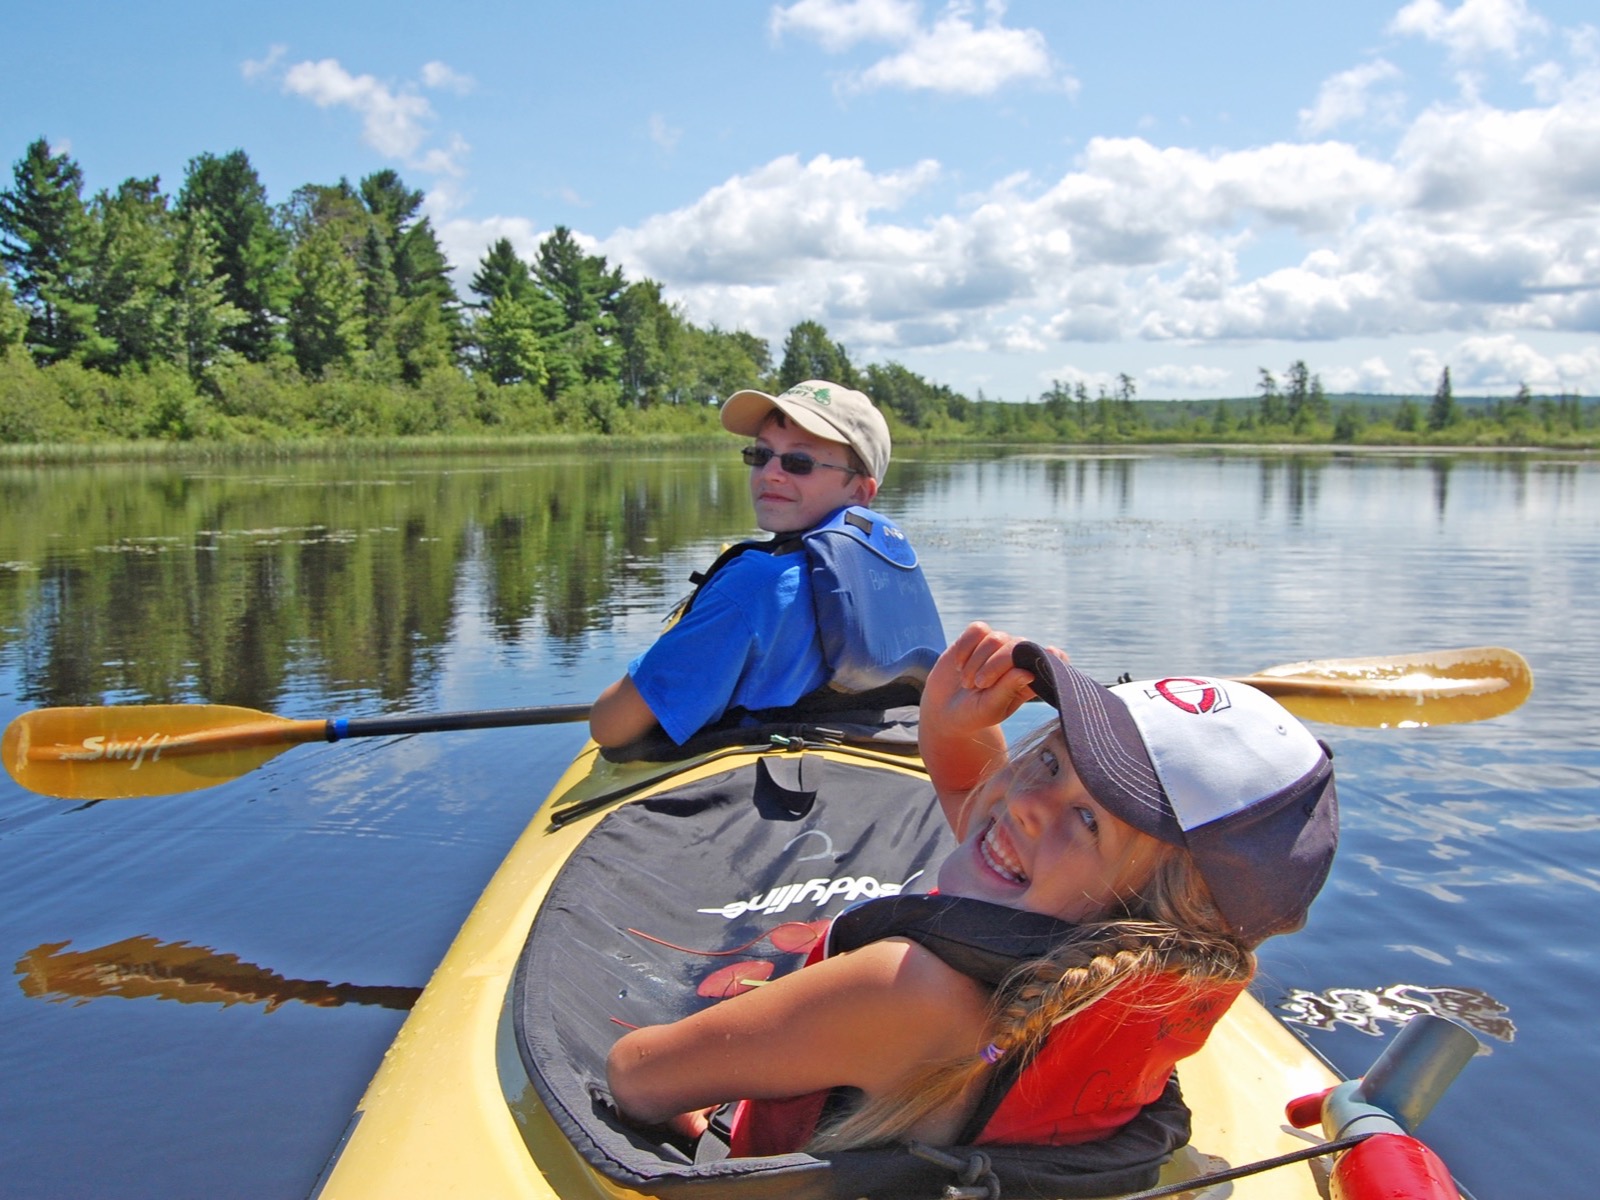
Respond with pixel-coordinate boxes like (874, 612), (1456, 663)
(2, 138), (1594, 450)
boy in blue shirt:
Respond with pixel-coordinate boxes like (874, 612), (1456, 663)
(589, 380), (894, 749)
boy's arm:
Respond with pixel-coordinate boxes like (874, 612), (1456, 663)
(918, 621), (1043, 838)
(590, 674), (661, 747)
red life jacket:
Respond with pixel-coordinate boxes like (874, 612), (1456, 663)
(726, 894), (1245, 1157)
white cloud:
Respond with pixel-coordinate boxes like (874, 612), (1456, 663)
(1447, 333), (1600, 388)
(266, 55), (471, 178)
(1322, 356), (1398, 393)
(1143, 363), (1233, 390)
(607, 153), (942, 285)
(1299, 59), (1404, 135)
(420, 61), (475, 94)
(769, 0), (921, 50)
(282, 58), (435, 158)
(773, 0), (1063, 95)
(1389, 0), (1548, 60)
(412, 131), (471, 178)
(856, 4), (1055, 95)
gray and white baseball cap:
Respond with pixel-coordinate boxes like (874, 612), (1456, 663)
(1014, 643), (1340, 945)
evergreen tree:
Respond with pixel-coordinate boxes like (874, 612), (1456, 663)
(469, 237), (534, 306)
(354, 170), (459, 381)
(1285, 360), (1311, 431)
(1257, 367), (1284, 426)
(0, 138), (100, 364)
(533, 225), (624, 386)
(176, 150), (288, 362)
(167, 212), (244, 379)
(87, 176), (175, 371)
(284, 185), (370, 378)
(1309, 373), (1329, 425)
(357, 222), (397, 363)
(1428, 366), (1456, 432)
(1115, 372), (1139, 434)
(1211, 399), (1232, 435)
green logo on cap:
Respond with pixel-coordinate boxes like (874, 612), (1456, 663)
(784, 382), (835, 406)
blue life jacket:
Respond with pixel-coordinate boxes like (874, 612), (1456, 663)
(681, 506), (946, 694)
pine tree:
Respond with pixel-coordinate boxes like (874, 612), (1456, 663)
(1428, 366), (1456, 432)
(167, 212), (244, 378)
(470, 238), (534, 306)
(175, 150), (288, 362)
(87, 176), (175, 371)
(1257, 368), (1284, 427)
(0, 138), (100, 364)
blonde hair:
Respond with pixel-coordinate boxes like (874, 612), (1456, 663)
(808, 725), (1257, 1153)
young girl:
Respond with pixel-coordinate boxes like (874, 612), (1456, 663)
(606, 620), (1339, 1155)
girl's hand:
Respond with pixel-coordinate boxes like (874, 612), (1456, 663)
(921, 621), (1041, 736)
(920, 622), (1061, 831)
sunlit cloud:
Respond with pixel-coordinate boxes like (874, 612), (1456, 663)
(769, 0), (921, 50)
(772, 0), (1065, 95)
(1299, 59), (1404, 135)
(252, 52), (471, 177)
(420, 61), (475, 93)
(1389, 0), (1549, 61)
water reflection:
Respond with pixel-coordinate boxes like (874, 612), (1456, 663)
(1279, 982), (1514, 1044)
(16, 935), (420, 1012)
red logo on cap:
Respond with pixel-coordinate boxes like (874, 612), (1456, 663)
(1152, 678), (1226, 715)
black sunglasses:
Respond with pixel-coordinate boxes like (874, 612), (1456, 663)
(741, 446), (858, 478)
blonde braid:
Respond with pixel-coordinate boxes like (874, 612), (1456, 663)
(808, 852), (1254, 1153)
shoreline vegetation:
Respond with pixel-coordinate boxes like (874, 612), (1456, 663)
(5, 139), (1596, 460)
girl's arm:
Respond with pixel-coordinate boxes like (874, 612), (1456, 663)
(918, 622), (1043, 838)
(606, 937), (989, 1131)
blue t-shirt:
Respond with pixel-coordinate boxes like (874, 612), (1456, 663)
(628, 548), (828, 745)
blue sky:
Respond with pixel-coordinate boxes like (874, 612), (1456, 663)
(6, 0), (1598, 400)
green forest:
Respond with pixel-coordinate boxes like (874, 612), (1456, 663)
(2, 137), (1595, 453)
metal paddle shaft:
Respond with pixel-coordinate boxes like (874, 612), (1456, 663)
(3, 647), (1530, 800)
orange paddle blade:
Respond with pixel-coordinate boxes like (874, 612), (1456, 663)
(3, 704), (326, 799)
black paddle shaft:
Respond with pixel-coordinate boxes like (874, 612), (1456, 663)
(328, 704), (593, 741)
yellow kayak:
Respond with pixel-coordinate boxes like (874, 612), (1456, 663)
(310, 729), (1467, 1200)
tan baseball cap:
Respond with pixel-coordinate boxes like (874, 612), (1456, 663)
(721, 380), (891, 482)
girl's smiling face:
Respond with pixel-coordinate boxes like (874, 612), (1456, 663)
(746, 415), (875, 533)
(935, 729), (1163, 923)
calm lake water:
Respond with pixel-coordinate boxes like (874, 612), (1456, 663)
(1, 446), (1596, 1199)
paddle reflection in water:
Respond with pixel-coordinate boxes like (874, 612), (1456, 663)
(16, 935), (421, 1012)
